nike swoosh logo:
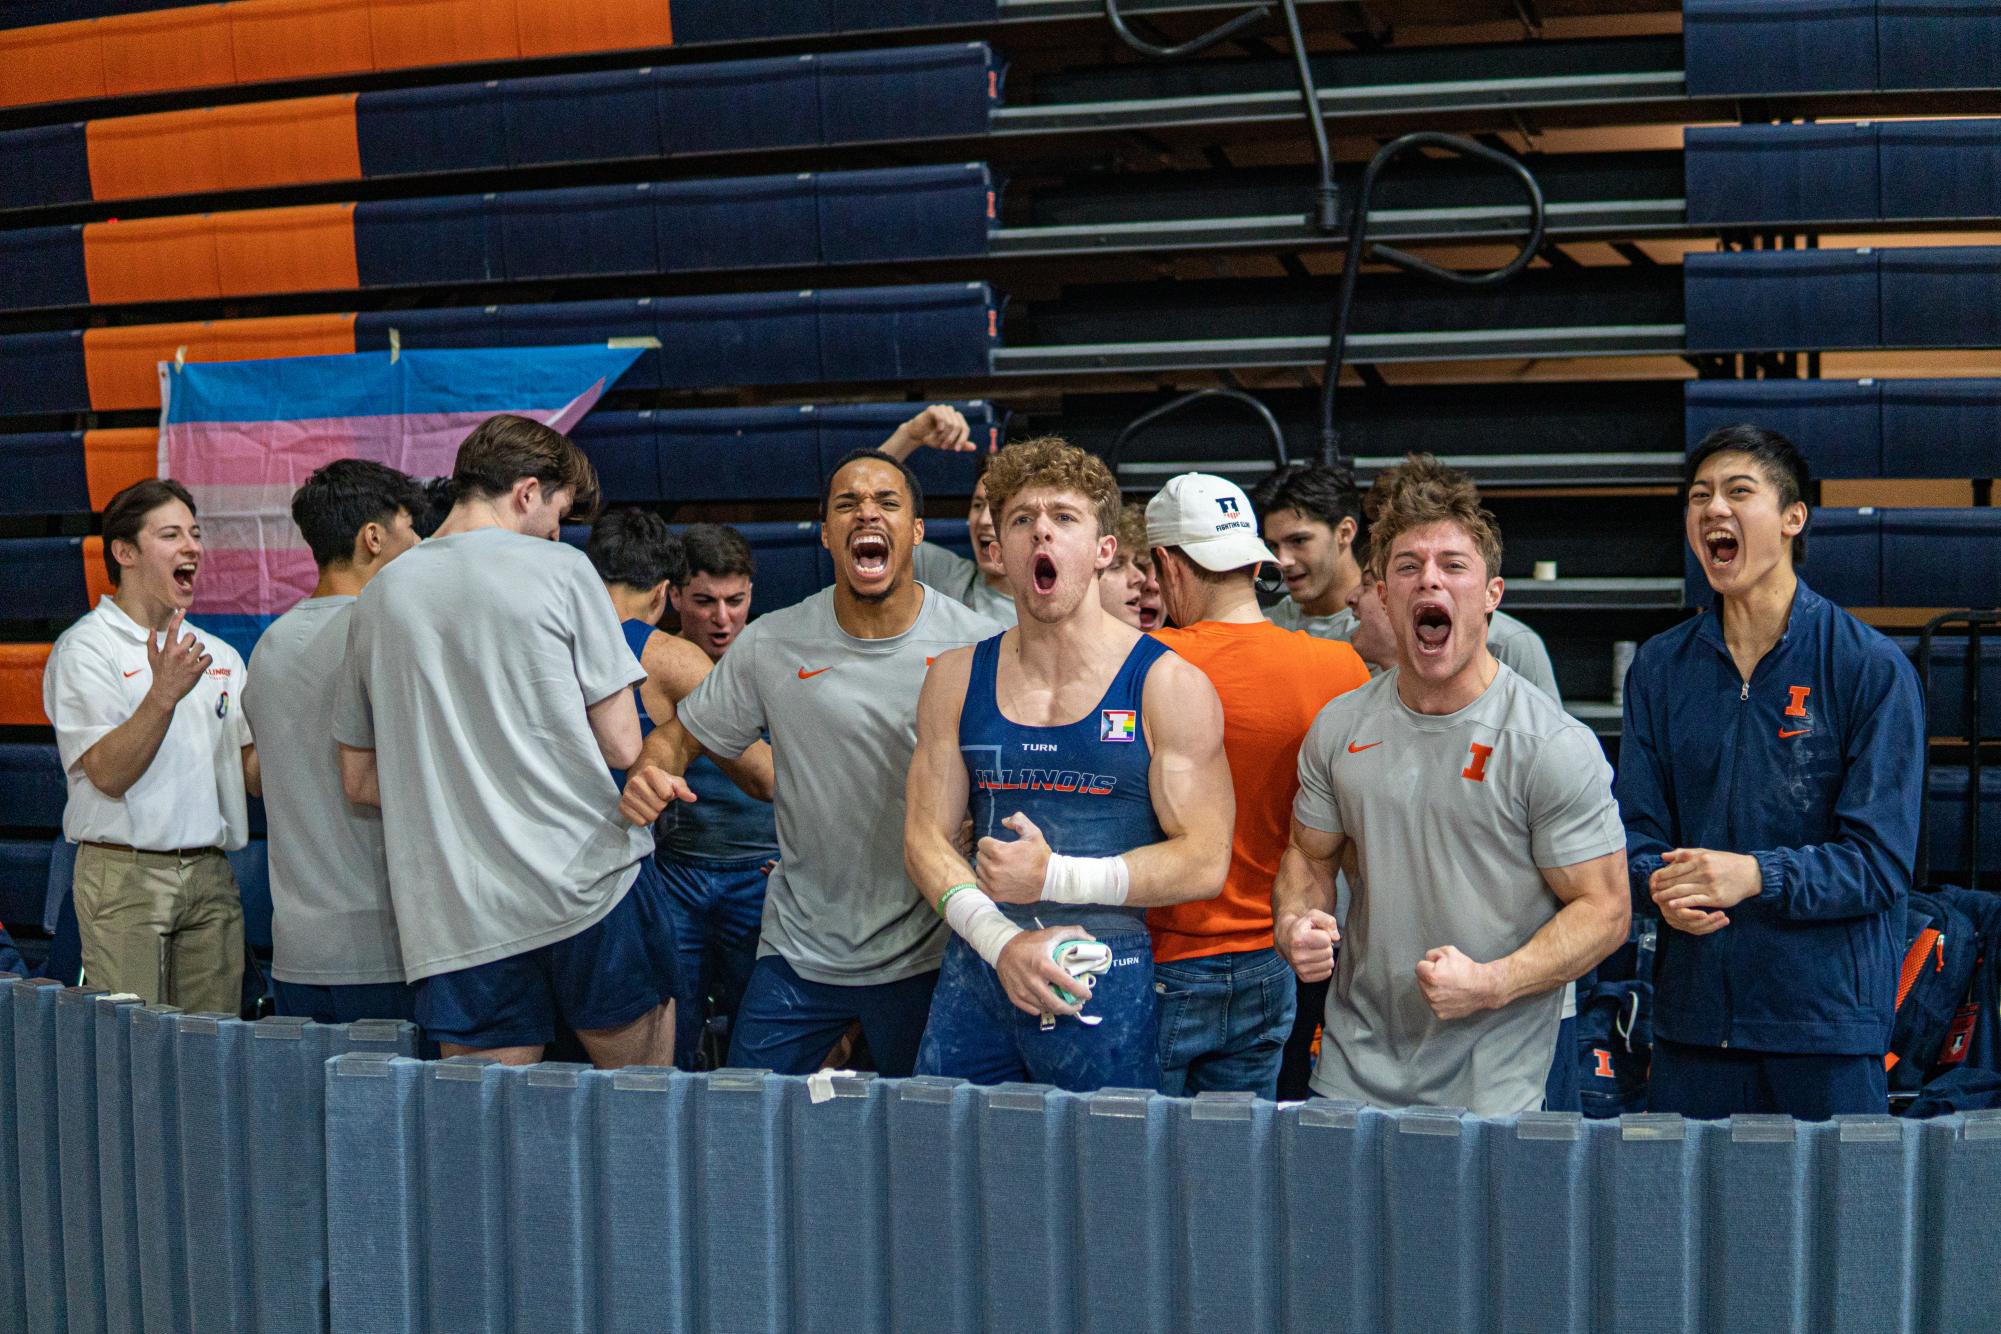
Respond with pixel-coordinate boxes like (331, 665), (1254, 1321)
(1347, 740), (1382, 753)
(1778, 728), (1811, 739)
(925, 656), (938, 666)
(123, 669), (143, 678)
(797, 666), (833, 679)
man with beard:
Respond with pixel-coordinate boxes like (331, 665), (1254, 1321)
(904, 438), (1232, 1092)
(621, 450), (999, 1075)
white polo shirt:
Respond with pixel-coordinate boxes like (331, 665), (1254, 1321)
(44, 597), (251, 851)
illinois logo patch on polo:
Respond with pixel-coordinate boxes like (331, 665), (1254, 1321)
(1100, 709), (1137, 743)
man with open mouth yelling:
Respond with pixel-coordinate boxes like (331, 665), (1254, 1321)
(904, 438), (1233, 1093)
(1616, 425), (1924, 1120)
(621, 449), (1000, 1077)
(1274, 454), (1629, 1115)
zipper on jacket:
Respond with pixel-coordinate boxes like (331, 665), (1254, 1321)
(1740, 680), (1749, 701)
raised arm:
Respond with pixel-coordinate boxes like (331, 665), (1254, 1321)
(75, 612), (210, 800)
(876, 404), (974, 460)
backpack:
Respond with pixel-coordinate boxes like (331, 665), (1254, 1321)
(1577, 979), (1653, 1118)
(1888, 889), (1981, 1091)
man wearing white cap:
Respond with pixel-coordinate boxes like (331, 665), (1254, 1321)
(1143, 474), (1372, 1096)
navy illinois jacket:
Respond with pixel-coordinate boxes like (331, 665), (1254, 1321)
(1615, 578), (1925, 1056)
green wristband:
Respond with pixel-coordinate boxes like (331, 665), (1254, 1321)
(936, 882), (978, 917)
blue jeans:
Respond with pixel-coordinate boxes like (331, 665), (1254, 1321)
(916, 930), (1160, 1093)
(1154, 947), (1296, 1099)
(728, 954), (938, 1077)
(654, 853), (769, 1071)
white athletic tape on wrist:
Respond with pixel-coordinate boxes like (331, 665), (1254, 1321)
(1041, 853), (1131, 906)
(943, 883), (1022, 968)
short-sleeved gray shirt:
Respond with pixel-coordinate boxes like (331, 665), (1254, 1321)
(676, 584), (1000, 985)
(914, 543), (1017, 627)
(1270, 597), (1563, 704)
(1293, 665), (1623, 1114)
(245, 596), (403, 985)
(332, 528), (652, 981)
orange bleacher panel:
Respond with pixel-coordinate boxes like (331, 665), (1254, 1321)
(0, 645), (52, 727)
(81, 537), (114, 609)
(83, 429), (160, 512)
(87, 107), (228, 200)
(368, 0), (519, 71)
(83, 214), (224, 305)
(86, 94), (361, 202)
(83, 313), (356, 412)
(515, 0), (671, 58)
(99, 4), (237, 99)
(214, 203), (358, 296)
(229, 0), (376, 86)
(0, 18), (108, 110)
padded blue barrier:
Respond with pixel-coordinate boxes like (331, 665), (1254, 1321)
(1820, 1117), (1920, 1334)
(355, 83), (507, 179)
(325, 1053), (425, 1334)
(1919, 1112), (2001, 1331)
(127, 1005), (190, 1334)
(1383, 1107), (1484, 1334)
(665, 0), (832, 43)
(0, 123), (92, 212)
(0, 330), (88, 420)
(93, 997), (140, 1334)
(818, 281), (997, 381)
(0, 225), (87, 312)
(504, 297), (661, 386)
(1879, 120), (2001, 221)
(787, 1073), (890, 1332)
(0, 537), (88, 619)
(1682, 124), (1878, 227)
(830, 0), (998, 29)
(1278, 1101), (1384, 1332)
(245, 1018), (329, 1333)
(504, 68), (663, 169)
(816, 400), (995, 497)
(1927, 768), (2001, 878)
(1882, 247), (2001, 348)
(1708, 1117), (1811, 1331)
(56, 988), (128, 1334)
(1074, 1089), (1171, 1330)
(1177, 1094), (1279, 1329)
(0, 431), (90, 516)
(175, 1015), (253, 1334)
(658, 55), (823, 156)
(1682, 250), (1880, 353)
(655, 172), (818, 272)
(421, 1057), (508, 1333)
(12, 978), (65, 1334)
(656, 406), (820, 502)
(885, 1076), (980, 1332)
(731, 522), (831, 611)
(354, 195), (502, 288)
(353, 305), (503, 353)
(1682, 379), (1881, 479)
(1879, 0), (2001, 92)
(1594, 1115), (1701, 1333)
(1879, 378), (2001, 478)
(0, 745), (67, 832)
(1491, 1113), (1591, 1333)
(1683, 0), (1878, 96)
(0, 839), (54, 928)
(819, 44), (997, 143)
(1799, 507), (1884, 608)
(3, 2), (84, 30)
(570, 411), (664, 502)
(1896, 634), (2001, 738)
(594, 1067), (698, 1332)
(1882, 509), (2001, 608)
(499, 183), (660, 281)
(976, 1084), (1076, 1328)
(507, 1064), (594, 1331)
(0, 979), (22, 1334)
(654, 289), (820, 389)
(818, 163), (995, 264)
(700, 1068), (790, 1330)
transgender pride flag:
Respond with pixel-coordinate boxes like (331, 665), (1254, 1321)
(157, 344), (642, 657)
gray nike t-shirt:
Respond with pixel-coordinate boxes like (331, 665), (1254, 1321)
(332, 528), (652, 981)
(677, 583), (1001, 986)
(1293, 664), (1623, 1114)
(914, 542), (1017, 626)
(245, 596), (403, 986)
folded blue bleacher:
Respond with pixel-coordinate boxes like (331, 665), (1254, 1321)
(505, 67), (665, 168)
(818, 163), (994, 264)
(0, 432), (90, 515)
(499, 183), (661, 281)
(816, 401), (993, 497)
(1879, 121), (2001, 221)
(1881, 247), (2001, 348)
(655, 406), (820, 502)
(1879, 0), (2001, 92)
(658, 55), (823, 156)
(1897, 634), (2001, 738)
(0, 538), (87, 619)
(353, 305), (504, 353)
(1882, 509), (2001, 608)
(1684, 507), (1881, 609)
(656, 173), (819, 272)
(12, 979), (65, 1334)
(571, 411), (665, 503)
(830, 0), (998, 29)
(653, 290), (821, 388)
(354, 195), (502, 287)
(0, 331), (88, 420)
(0, 746), (67, 832)
(729, 522), (833, 611)
(819, 282), (998, 381)
(1682, 380), (1880, 479)
(1879, 378), (2001, 478)
(1928, 767), (2001, 877)
(0, 226), (86, 312)
(0, 123), (92, 212)
(0, 840), (53, 928)
(1682, 0), (1879, 96)
(3, 1), (84, 27)
(1683, 250), (1880, 353)
(665, 0), (834, 43)
(355, 82), (510, 179)
(1682, 124), (1878, 227)
(820, 44), (998, 144)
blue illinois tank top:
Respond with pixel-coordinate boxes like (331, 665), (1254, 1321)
(959, 631), (1170, 934)
(610, 619), (658, 791)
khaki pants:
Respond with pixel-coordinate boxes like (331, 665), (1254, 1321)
(74, 843), (244, 1014)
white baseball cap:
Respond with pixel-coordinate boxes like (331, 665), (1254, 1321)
(1144, 472), (1279, 573)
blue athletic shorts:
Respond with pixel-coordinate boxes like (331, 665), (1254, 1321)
(413, 859), (679, 1051)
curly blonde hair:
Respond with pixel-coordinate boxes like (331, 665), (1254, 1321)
(981, 436), (1122, 539)
(1365, 453), (1503, 579)
(1112, 502), (1149, 568)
